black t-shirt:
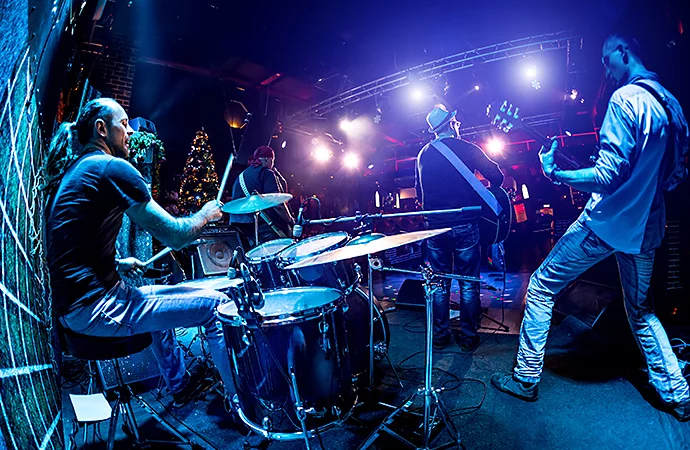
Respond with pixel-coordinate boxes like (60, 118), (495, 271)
(230, 165), (291, 235)
(46, 151), (151, 316)
(415, 137), (504, 228)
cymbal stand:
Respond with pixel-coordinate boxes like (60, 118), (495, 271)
(359, 262), (479, 450)
(254, 212), (260, 247)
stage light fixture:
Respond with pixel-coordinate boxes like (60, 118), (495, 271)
(410, 86), (426, 101)
(313, 146), (332, 162)
(281, 140), (287, 148)
(375, 191), (381, 208)
(570, 89), (578, 100)
(367, 164), (375, 170)
(486, 137), (505, 155)
(521, 184), (530, 200)
(474, 85), (480, 91)
(525, 66), (537, 78)
(343, 153), (360, 169)
(340, 119), (353, 132)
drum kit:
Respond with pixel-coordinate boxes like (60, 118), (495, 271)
(161, 192), (481, 449)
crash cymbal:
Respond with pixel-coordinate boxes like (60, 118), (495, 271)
(221, 193), (293, 214)
(285, 228), (451, 269)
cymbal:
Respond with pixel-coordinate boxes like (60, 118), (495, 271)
(221, 193), (293, 214)
(285, 228), (451, 269)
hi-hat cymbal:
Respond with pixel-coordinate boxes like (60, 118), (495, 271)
(285, 228), (451, 269)
(221, 193), (293, 214)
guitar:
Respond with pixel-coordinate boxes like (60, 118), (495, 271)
(429, 139), (513, 246)
(479, 184), (513, 247)
(487, 100), (592, 170)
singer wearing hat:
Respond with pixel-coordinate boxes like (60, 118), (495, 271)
(415, 105), (504, 352)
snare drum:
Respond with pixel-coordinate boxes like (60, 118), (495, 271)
(245, 238), (294, 291)
(174, 275), (244, 296)
(217, 287), (355, 437)
(278, 232), (357, 292)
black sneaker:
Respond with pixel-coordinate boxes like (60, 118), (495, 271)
(456, 335), (481, 353)
(669, 398), (690, 422)
(172, 365), (214, 408)
(491, 372), (539, 402)
(433, 333), (452, 350)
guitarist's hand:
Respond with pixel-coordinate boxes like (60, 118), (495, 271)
(539, 139), (559, 181)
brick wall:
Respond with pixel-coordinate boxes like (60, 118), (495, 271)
(87, 33), (138, 110)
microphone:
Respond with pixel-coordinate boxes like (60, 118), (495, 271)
(293, 202), (305, 238)
(227, 249), (240, 278)
(240, 263), (264, 309)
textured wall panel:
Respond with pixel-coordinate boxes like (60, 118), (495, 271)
(0, 1), (64, 448)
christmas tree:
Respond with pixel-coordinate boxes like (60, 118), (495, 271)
(178, 130), (220, 215)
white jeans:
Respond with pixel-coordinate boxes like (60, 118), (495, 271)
(515, 215), (689, 405)
(61, 282), (235, 396)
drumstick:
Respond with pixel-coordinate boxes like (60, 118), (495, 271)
(143, 247), (173, 266)
(142, 238), (208, 267)
(217, 153), (236, 203)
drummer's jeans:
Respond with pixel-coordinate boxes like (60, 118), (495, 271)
(426, 222), (481, 341)
(514, 217), (689, 405)
(60, 282), (235, 397)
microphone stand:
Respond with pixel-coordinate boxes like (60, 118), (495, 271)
(298, 206), (481, 391)
(358, 261), (477, 450)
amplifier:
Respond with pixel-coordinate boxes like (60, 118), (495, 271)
(193, 228), (244, 277)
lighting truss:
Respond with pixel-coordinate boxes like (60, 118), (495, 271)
(287, 31), (582, 126)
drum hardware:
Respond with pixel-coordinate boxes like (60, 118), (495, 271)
(291, 368), (313, 450)
(357, 264), (479, 450)
(221, 192), (294, 245)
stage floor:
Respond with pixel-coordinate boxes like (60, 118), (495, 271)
(63, 271), (690, 449)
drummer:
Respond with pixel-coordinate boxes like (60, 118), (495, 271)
(43, 98), (239, 414)
(231, 145), (295, 246)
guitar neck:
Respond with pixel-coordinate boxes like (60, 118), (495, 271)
(519, 122), (584, 170)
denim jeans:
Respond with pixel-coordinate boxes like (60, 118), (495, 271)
(60, 282), (235, 397)
(426, 222), (481, 341)
(515, 215), (690, 405)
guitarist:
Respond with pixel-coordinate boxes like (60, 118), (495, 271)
(415, 104), (504, 352)
(230, 145), (295, 247)
(492, 34), (690, 422)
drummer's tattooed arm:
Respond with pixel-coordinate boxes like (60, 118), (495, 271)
(126, 199), (223, 250)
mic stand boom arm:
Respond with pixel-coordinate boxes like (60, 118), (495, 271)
(302, 205), (481, 226)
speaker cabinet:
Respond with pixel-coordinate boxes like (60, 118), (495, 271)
(395, 278), (426, 309)
(192, 228), (244, 277)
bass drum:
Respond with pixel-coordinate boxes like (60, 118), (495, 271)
(217, 287), (355, 437)
(343, 287), (391, 384)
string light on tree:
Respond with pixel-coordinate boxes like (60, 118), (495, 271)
(178, 129), (220, 215)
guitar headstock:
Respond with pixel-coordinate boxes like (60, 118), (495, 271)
(487, 100), (523, 134)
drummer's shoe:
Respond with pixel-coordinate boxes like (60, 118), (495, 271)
(172, 365), (214, 408)
(433, 333), (452, 350)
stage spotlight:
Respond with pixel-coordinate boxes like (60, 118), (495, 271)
(343, 153), (360, 169)
(525, 66), (537, 78)
(486, 138), (505, 155)
(532, 80), (541, 90)
(474, 85), (480, 91)
(411, 87), (425, 101)
(521, 184), (530, 200)
(367, 164), (375, 170)
(281, 140), (287, 148)
(313, 146), (332, 162)
(340, 119), (353, 132)
(570, 89), (578, 100)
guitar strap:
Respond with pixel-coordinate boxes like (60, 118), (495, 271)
(239, 172), (287, 238)
(633, 80), (682, 190)
(429, 140), (502, 216)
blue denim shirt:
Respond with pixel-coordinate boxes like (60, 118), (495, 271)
(583, 76), (688, 254)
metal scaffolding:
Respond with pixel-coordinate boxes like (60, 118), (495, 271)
(286, 31), (582, 126)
